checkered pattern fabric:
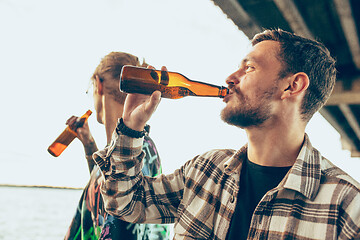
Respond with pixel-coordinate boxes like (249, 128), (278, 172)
(94, 132), (360, 239)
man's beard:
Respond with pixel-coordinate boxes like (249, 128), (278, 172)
(221, 86), (277, 128)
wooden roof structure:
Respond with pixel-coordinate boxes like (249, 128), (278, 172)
(212, 0), (360, 157)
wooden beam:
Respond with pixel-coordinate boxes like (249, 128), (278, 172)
(273, 0), (313, 39)
(333, 0), (360, 69)
(337, 104), (360, 157)
(326, 77), (360, 105)
(340, 138), (360, 157)
(339, 104), (360, 141)
(211, 0), (261, 39)
(319, 108), (360, 156)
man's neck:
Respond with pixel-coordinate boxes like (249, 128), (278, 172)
(102, 96), (124, 144)
(245, 122), (306, 167)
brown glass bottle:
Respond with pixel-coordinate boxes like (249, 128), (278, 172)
(48, 110), (92, 157)
(120, 66), (229, 99)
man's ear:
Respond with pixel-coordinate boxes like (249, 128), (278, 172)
(95, 75), (104, 95)
(281, 72), (309, 100)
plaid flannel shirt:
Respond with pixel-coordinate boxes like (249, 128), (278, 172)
(94, 132), (360, 239)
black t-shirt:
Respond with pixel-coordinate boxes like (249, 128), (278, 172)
(226, 158), (291, 240)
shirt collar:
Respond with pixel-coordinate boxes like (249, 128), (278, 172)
(223, 134), (322, 200)
(223, 144), (247, 175)
(282, 133), (322, 200)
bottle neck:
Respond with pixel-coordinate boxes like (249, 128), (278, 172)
(219, 86), (229, 98)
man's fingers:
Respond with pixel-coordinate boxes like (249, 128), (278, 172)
(66, 116), (77, 125)
(144, 91), (161, 114)
(147, 65), (167, 72)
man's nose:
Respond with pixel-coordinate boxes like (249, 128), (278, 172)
(225, 72), (240, 86)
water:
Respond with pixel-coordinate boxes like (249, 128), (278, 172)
(0, 186), (82, 240)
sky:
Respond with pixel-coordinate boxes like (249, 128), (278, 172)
(0, 0), (359, 188)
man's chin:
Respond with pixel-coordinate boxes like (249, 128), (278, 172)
(220, 109), (261, 129)
(221, 109), (243, 127)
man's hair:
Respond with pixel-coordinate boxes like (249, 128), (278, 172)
(252, 29), (337, 122)
(91, 52), (148, 103)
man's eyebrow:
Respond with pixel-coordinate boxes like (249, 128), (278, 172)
(239, 57), (255, 67)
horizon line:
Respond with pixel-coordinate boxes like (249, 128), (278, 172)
(0, 183), (83, 190)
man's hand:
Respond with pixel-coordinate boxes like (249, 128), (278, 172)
(66, 116), (95, 146)
(122, 66), (165, 131)
(66, 115), (98, 173)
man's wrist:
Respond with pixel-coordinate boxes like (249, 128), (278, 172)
(84, 141), (98, 156)
(116, 118), (147, 138)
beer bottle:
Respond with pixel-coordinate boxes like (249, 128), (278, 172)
(48, 110), (92, 157)
(120, 66), (228, 99)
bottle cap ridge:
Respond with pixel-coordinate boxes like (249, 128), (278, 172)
(219, 86), (229, 98)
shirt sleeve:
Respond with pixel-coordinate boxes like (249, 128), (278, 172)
(336, 182), (360, 239)
(93, 130), (184, 224)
